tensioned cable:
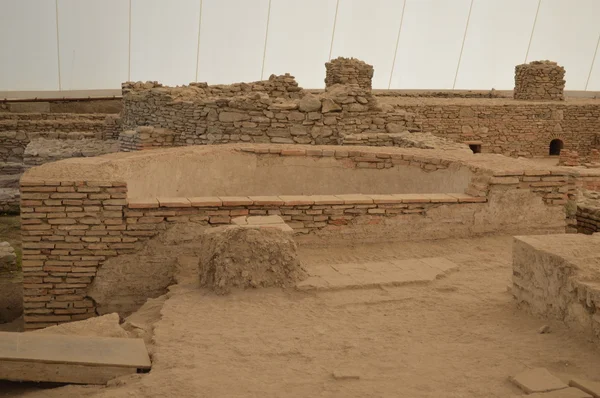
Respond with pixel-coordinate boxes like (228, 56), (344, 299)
(387, 0), (407, 89)
(55, 0), (62, 90)
(328, 0), (340, 60)
(195, 0), (204, 82)
(524, 0), (542, 63)
(260, 0), (272, 80)
(585, 31), (600, 91)
(452, 0), (474, 89)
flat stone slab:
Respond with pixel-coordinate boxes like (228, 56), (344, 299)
(230, 215), (293, 233)
(0, 331), (151, 384)
(510, 367), (569, 394)
(570, 378), (600, 397)
(523, 387), (592, 398)
(297, 257), (458, 291)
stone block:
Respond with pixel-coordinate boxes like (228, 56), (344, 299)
(570, 378), (600, 397)
(509, 368), (569, 394)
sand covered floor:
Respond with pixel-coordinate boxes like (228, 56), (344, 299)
(3, 235), (600, 398)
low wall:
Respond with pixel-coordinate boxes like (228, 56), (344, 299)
(19, 144), (575, 329)
(121, 75), (600, 158)
(121, 77), (423, 148)
(512, 234), (600, 347)
(0, 113), (120, 163)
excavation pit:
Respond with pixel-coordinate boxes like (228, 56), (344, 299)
(20, 143), (574, 329)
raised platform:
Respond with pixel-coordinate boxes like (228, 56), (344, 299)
(0, 331), (151, 384)
(298, 257), (458, 290)
(512, 234), (600, 347)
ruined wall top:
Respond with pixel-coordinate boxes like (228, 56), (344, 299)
(325, 57), (374, 91)
(122, 73), (304, 100)
(514, 60), (565, 101)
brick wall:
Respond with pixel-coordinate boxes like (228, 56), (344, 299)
(19, 179), (133, 329)
(20, 143), (578, 329)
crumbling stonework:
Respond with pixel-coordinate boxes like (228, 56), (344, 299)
(121, 80), (421, 148)
(559, 150), (580, 167)
(325, 57), (374, 91)
(0, 113), (119, 163)
(24, 138), (120, 168)
(119, 127), (177, 152)
(123, 73), (303, 100)
(514, 61), (565, 101)
(512, 234), (600, 348)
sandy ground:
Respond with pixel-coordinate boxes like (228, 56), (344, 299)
(3, 235), (600, 397)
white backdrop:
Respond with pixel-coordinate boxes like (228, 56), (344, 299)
(1, 0), (599, 91)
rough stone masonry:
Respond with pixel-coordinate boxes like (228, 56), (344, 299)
(514, 60), (566, 101)
(325, 57), (374, 91)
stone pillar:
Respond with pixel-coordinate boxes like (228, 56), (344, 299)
(325, 57), (374, 91)
(514, 61), (565, 101)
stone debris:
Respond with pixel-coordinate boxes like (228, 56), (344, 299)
(509, 367), (569, 394)
(514, 60), (565, 101)
(570, 379), (600, 398)
(197, 225), (307, 295)
(0, 242), (16, 271)
(539, 325), (551, 334)
(559, 149), (580, 167)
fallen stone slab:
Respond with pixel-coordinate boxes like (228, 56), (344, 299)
(509, 367), (569, 394)
(570, 378), (600, 397)
(523, 387), (592, 397)
(0, 331), (151, 385)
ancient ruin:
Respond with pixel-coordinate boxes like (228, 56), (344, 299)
(3, 57), (600, 396)
(514, 60), (566, 101)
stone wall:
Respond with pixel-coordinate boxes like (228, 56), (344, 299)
(514, 60), (565, 101)
(119, 127), (177, 152)
(121, 80), (424, 148)
(23, 138), (121, 168)
(0, 113), (119, 163)
(325, 57), (374, 90)
(123, 73), (303, 99)
(512, 234), (600, 348)
(385, 100), (600, 157)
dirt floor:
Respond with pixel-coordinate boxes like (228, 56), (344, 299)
(2, 234), (600, 397)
